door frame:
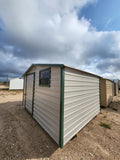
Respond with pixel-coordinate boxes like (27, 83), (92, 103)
(24, 72), (35, 116)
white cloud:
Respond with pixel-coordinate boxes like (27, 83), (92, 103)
(0, 0), (120, 79)
(101, 72), (120, 80)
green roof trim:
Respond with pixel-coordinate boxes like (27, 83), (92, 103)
(33, 64), (64, 67)
(59, 66), (65, 148)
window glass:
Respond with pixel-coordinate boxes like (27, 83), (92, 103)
(39, 68), (51, 86)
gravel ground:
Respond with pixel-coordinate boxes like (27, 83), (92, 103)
(0, 90), (120, 160)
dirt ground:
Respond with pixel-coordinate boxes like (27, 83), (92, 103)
(0, 90), (120, 160)
(0, 84), (9, 90)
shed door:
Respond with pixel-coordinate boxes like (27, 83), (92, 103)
(25, 73), (35, 115)
(23, 76), (27, 107)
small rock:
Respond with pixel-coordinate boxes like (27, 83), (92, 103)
(46, 145), (49, 148)
(89, 152), (94, 157)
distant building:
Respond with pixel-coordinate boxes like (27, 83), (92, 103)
(114, 79), (120, 90)
(9, 77), (23, 90)
(118, 80), (120, 90)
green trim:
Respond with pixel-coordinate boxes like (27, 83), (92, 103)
(32, 72), (35, 116)
(22, 76), (25, 106)
(25, 76), (27, 109)
(39, 67), (51, 87)
(59, 66), (65, 148)
(25, 107), (32, 115)
(26, 72), (35, 76)
(34, 64), (64, 67)
(99, 78), (101, 107)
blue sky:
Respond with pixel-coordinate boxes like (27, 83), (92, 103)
(79, 0), (120, 31)
(0, 0), (120, 81)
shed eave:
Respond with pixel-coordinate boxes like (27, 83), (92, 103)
(101, 77), (114, 83)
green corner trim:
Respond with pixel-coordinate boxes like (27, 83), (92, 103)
(59, 66), (65, 148)
(32, 72), (35, 116)
(25, 75), (27, 109)
(99, 78), (101, 107)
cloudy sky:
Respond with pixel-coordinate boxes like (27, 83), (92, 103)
(0, 0), (120, 81)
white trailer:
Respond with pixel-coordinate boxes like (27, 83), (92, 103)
(9, 77), (23, 90)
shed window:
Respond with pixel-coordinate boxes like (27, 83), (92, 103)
(39, 68), (51, 86)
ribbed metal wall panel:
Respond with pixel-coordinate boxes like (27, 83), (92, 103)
(27, 66), (61, 145)
(25, 74), (34, 114)
(64, 67), (100, 145)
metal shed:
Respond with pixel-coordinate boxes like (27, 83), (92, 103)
(100, 78), (114, 107)
(23, 64), (101, 148)
(9, 77), (23, 90)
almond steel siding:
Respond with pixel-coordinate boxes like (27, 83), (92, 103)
(63, 67), (100, 145)
(25, 66), (61, 144)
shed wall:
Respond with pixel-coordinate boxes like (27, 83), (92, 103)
(106, 80), (114, 106)
(9, 78), (23, 90)
(25, 66), (61, 144)
(100, 78), (107, 106)
(63, 67), (100, 145)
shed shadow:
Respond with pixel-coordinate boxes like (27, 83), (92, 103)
(0, 101), (59, 160)
(108, 101), (120, 114)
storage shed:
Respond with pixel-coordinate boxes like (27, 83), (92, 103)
(9, 77), (23, 90)
(23, 64), (101, 148)
(100, 78), (114, 107)
(114, 82), (119, 96)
